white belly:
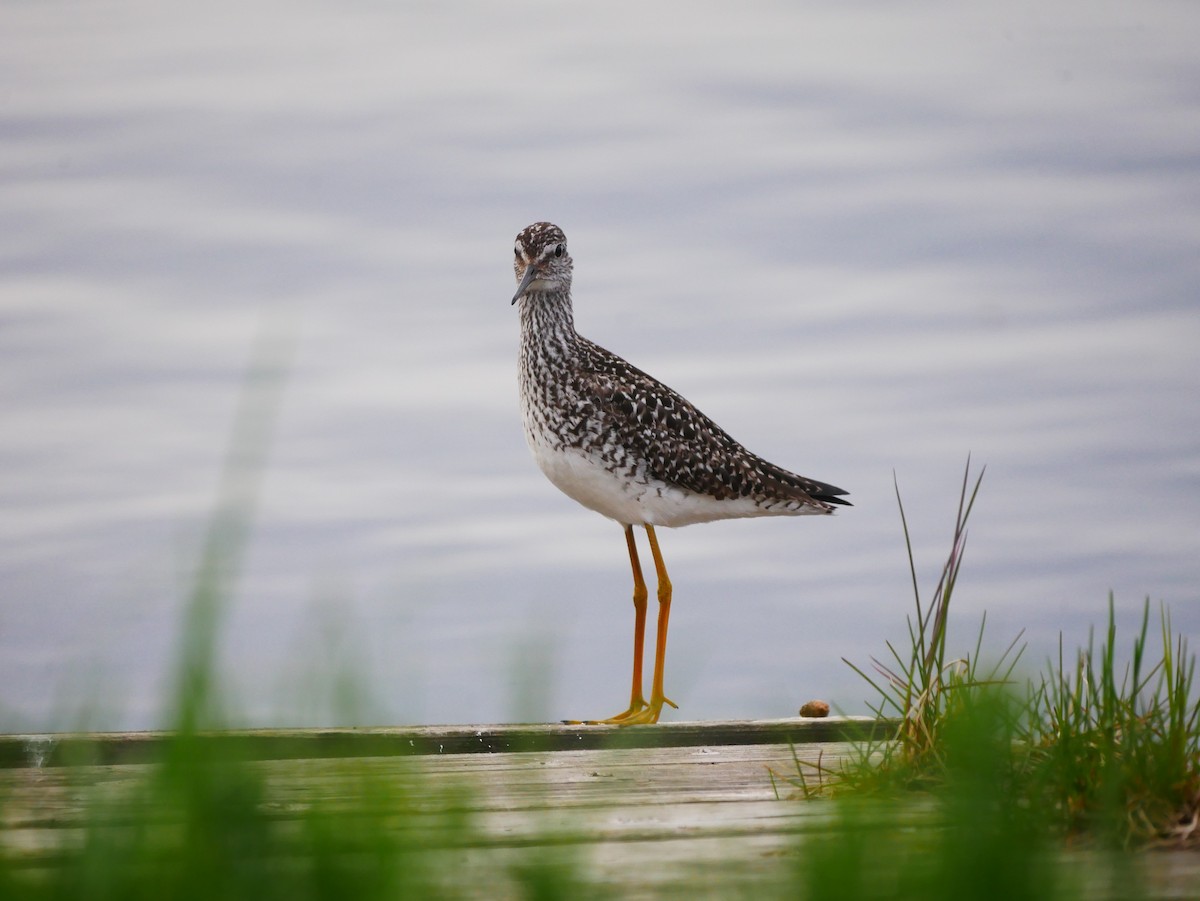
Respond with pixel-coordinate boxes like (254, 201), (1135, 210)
(528, 438), (800, 528)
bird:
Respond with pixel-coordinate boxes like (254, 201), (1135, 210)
(511, 222), (849, 725)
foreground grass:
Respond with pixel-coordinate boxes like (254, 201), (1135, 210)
(0, 351), (603, 901)
(785, 650), (1192, 900)
(1024, 600), (1200, 846)
(773, 462), (1198, 901)
(800, 462), (1199, 855)
(2, 757), (474, 900)
(2, 439), (1194, 898)
(798, 694), (1095, 901)
(843, 590), (1200, 849)
(0, 345), (497, 899)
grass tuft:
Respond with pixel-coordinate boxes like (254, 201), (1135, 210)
(835, 460), (1023, 791)
(812, 459), (1200, 853)
(1022, 597), (1200, 847)
(796, 690), (1099, 901)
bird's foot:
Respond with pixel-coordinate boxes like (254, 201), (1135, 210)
(610, 694), (677, 725)
(563, 694), (678, 726)
(562, 699), (645, 726)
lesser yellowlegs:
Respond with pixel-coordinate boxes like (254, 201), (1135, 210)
(512, 222), (849, 725)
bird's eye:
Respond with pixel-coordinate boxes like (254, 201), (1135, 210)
(554, 244), (564, 258)
(514, 247), (521, 258)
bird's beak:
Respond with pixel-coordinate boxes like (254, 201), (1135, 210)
(512, 264), (538, 305)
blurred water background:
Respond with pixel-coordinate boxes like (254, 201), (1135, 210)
(2, 1), (1198, 730)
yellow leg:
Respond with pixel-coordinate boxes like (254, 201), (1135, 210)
(615, 524), (678, 724)
(565, 525), (650, 725)
(619, 525), (650, 716)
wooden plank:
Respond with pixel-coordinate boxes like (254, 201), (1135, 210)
(0, 718), (880, 884)
(3, 730), (1198, 899)
(0, 717), (894, 768)
(0, 738), (856, 869)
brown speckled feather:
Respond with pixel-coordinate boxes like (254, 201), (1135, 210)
(574, 336), (848, 505)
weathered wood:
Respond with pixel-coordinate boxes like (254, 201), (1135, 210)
(2, 721), (1197, 899)
(0, 718), (883, 882)
(0, 735), (859, 885)
(0, 716), (894, 768)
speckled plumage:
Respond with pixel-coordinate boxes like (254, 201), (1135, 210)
(513, 222), (850, 528)
(510, 221), (848, 725)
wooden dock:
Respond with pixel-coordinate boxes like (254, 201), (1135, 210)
(1, 717), (881, 896)
(3, 718), (1197, 898)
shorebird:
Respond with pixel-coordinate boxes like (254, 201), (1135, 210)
(512, 222), (849, 725)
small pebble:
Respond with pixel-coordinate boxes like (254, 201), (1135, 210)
(799, 700), (830, 718)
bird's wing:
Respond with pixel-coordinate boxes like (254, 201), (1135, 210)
(577, 339), (850, 506)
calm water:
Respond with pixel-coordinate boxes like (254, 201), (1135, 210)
(3, 1), (1199, 730)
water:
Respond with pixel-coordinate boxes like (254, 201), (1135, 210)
(3, 1), (1198, 730)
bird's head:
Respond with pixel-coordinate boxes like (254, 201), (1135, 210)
(512, 222), (573, 304)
